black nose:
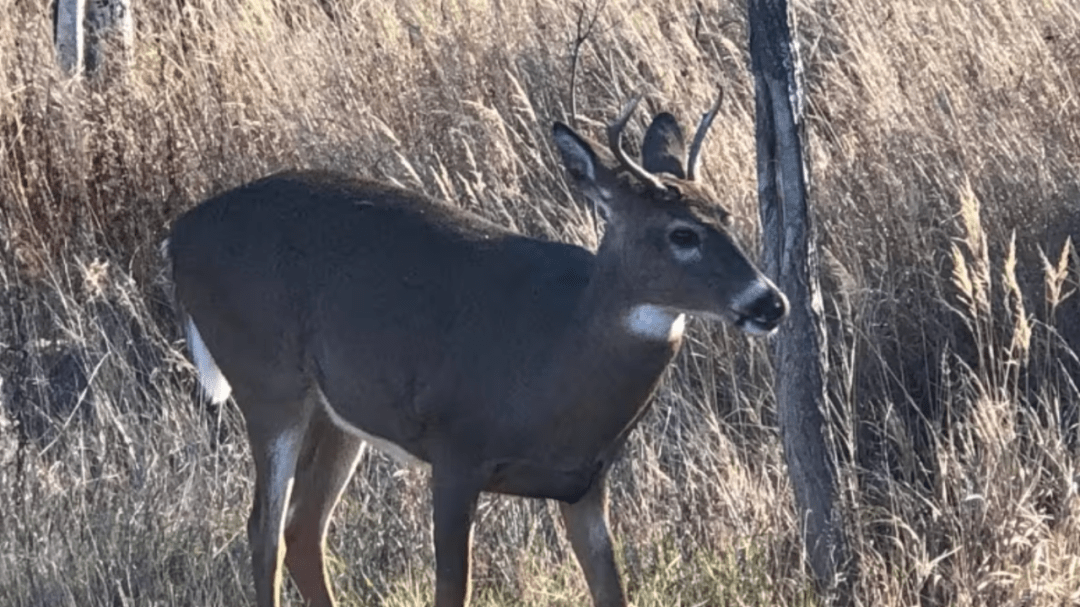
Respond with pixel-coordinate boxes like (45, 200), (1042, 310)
(750, 289), (788, 329)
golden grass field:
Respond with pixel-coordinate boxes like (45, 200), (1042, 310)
(2, 0), (1080, 604)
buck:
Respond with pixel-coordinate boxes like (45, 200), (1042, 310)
(166, 94), (787, 607)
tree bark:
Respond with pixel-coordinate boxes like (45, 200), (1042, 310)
(747, 0), (846, 591)
(55, 0), (86, 76)
(86, 0), (133, 78)
(56, 0), (132, 78)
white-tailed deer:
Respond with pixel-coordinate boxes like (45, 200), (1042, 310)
(166, 94), (787, 607)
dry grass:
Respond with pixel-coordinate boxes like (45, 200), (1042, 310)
(2, 0), (1080, 605)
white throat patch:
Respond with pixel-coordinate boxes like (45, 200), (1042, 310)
(625, 304), (686, 342)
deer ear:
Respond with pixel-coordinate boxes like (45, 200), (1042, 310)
(641, 113), (686, 179)
(552, 122), (617, 220)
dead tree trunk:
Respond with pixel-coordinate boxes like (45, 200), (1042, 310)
(86, 0), (133, 78)
(55, 0), (86, 76)
(54, 0), (132, 78)
(747, 0), (846, 591)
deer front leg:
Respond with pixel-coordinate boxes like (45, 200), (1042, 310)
(431, 464), (483, 607)
(560, 477), (627, 607)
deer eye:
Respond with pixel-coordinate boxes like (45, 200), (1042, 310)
(669, 228), (700, 248)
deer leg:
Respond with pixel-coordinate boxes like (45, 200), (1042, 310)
(559, 477), (627, 607)
(431, 464), (483, 607)
(246, 419), (305, 607)
(282, 409), (364, 607)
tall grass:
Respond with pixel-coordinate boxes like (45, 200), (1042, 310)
(1, 0), (1079, 605)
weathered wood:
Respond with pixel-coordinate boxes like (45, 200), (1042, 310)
(54, 0), (132, 78)
(747, 0), (847, 591)
(55, 0), (86, 76)
(86, 0), (133, 78)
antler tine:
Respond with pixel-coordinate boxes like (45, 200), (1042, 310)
(606, 95), (668, 191)
(686, 88), (724, 181)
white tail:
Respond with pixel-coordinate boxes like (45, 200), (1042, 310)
(184, 316), (232, 404)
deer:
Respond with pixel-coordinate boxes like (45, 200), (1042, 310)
(165, 93), (788, 607)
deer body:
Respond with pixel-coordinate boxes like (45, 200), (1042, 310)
(168, 96), (787, 607)
(172, 171), (675, 499)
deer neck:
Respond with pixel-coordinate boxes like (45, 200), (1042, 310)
(538, 246), (685, 451)
(576, 252), (684, 363)
(578, 236), (687, 347)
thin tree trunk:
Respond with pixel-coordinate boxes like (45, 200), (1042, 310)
(747, 0), (847, 592)
(55, 0), (86, 76)
(86, 0), (133, 78)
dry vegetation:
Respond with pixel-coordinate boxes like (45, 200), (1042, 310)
(2, 0), (1080, 605)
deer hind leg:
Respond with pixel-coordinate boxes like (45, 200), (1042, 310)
(282, 408), (364, 607)
(559, 476), (627, 607)
(246, 414), (305, 607)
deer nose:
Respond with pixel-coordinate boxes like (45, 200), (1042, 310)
(750, 288), (788, 328)
(733, 281), (788, 336)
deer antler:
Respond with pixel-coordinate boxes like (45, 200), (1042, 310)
(686, 88), (724, 181)
(606, 95), (669, 192)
